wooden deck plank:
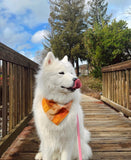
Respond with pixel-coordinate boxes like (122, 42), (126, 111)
(92, 152), (131, 160)
(81, 95), (131, 159)
(1, 94), (131, 160)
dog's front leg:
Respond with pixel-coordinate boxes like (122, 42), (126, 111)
(42, 149), (52, 160)
(61, 141), (73, 160)
(41, 143), (52, 160)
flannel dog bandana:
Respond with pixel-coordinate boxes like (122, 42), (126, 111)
(42, 98), (73, 125)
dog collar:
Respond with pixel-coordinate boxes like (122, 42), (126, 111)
(42, 98), (73, 125)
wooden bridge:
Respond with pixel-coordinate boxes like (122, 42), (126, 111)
(0, 43), (131, 160)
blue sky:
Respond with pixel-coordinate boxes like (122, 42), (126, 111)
(0, 0), (131, 62)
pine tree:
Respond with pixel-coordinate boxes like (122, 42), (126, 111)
(87, 0), (112, 27)
(48, 0), (87, 75)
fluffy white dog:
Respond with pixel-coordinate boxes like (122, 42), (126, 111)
(33, 52), (92, 160)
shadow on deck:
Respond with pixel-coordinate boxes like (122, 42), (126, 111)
(1, 94), (131, 160)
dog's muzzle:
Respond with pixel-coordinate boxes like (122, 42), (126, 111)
(61, 78), (82, 92)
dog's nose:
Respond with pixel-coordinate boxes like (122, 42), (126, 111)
(73, 78), (77, 82)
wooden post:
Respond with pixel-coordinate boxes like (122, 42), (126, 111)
(2, 61), (7, 136)
(119, 71), (122, 106)
(9, 63), (13, 131)
(13, 64), (18, 126)
(126, 70), (129, 109)
(19, 66), (22, 121)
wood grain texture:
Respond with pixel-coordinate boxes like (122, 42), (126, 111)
(102, 60), (131, 72)
(2, 61), (7, 137)
(102, 60), (131, 115)
(0, 43), (38, 156)
(1, 95), (131, 160)
(0, 42), (38, 69)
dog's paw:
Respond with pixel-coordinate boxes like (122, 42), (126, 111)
(35, 152), (42, 160)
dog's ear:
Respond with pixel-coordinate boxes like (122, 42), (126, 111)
(62, 55), (68, 62)
(44, 52), (55, 66)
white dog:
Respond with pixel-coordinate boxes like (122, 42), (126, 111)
(33, 52), (92, 160)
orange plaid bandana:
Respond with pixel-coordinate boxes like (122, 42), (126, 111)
(42, 98), (73, 125)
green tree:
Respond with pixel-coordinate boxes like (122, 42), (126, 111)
(84, 20), (131, 78)
(48, 0), (87, 76)
(87, 0), (112, 27)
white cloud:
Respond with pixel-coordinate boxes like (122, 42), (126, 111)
(31, 30), (50, 44)
(107, 0), (131, 18)
(0, 21), (31, 50)
(107, 0), (131, 9)
(0, 0), (50, 56)
(85, 0), (131, 28)
(124, 6), (131, 28)
(112, 5), (131, 28)
(0, 0), (50, 27)
(16, 43), (32, 51)
(19, 50), (35, 61)
(0, 6), (31, 50)
(1, 0), (31, 14)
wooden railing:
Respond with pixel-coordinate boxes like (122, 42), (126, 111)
(101, 60), (131, 117)
(0, 43), (38, 156)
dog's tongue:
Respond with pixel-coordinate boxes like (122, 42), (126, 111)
(72, 79), (82, 89)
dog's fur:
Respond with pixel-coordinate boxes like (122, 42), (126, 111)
(33, 52), (92, 160)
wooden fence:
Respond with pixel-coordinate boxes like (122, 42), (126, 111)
(0, 43), (38, 156)
(101, 60), (131, 117)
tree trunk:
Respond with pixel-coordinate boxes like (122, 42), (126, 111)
(69, 48), (74, 66)
(71, 56), (74, 67)
(76, 58), (79, 76)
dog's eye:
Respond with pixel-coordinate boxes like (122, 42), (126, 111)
(59, 72), (64, 75)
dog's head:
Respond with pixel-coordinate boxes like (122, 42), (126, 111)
(38, 52), (81, 103)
